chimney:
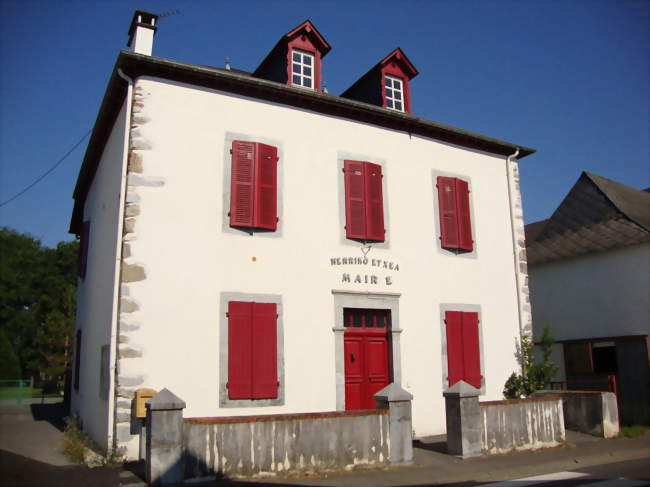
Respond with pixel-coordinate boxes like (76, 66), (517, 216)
(128, 10), (159, 55)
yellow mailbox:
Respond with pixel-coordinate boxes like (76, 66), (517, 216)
(134, 388), (157, 419)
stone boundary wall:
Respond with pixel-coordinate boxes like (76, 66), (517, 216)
(532, 390), (619, 438)
(479, 397), (565, 455)
(183, 409), (390, 480)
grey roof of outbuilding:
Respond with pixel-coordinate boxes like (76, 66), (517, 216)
(525, 172), (650, 265)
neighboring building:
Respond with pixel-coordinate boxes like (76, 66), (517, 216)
(526, 172), (650, 425)
(69, 11), (535, 458)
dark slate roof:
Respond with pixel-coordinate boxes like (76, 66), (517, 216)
(526, 172), (650, 265)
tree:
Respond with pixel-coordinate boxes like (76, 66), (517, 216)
(503, 325), (557, 399)
(0, 227), (78, 383)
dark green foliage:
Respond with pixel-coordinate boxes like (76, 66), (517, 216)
(0, 227), (78, 385)
(0, 329), (22, 379)
(503, 325), (558, 399)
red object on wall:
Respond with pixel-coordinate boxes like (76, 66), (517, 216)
(379, 48), (418, 114)
(78, 220), (90, 279)
(437, 176), (473, 251)
(230, 141), (278, 230)
(344, 309), (391, 410)
(344, 161), (385, 242)
(445, 310), (482, 389)
(228, 301), (278, 400)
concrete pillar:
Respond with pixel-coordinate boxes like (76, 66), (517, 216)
(374, 383), (414, 465)
(145, 388), (186, 486)
(444, 389), (481, 458)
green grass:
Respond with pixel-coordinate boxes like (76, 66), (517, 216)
(0, 387), (61, 399)
(617, 425), (650, 438)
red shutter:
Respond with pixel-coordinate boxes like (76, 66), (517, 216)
(437, 177), (459, 249)
(365, 163), (385, 242)
(230, 141), (256, 228)
(227, 301), (253, 399)
(344, 161), (367, 239)
(445, 311), (464, 387)
(462, 312), (482, 388)
(254, 144), (278, 230)
(74, 329), (82, 391)
(455, 179), (473, 251)
(78, 221), (90, 279)
(251, 303), (278, 399)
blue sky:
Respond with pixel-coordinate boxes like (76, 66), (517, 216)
(1, 0), (648, 247)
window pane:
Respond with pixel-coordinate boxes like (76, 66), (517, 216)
(386, 88), (393, 98)
(395, 101), (403, 111)
(304, 66), (312, 76)
(377, 312), (386, 328)
(394, 79), (402, 90)
(293, 75), (301, 85)
(293, 52), (300, 62)
(386, 99), (394, 109)
(292, 63), (301, 74)
(304, 55), (312, 66)
(363, 311), (375, 328)
(304, 78), (312, 88)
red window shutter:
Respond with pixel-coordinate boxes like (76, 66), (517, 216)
(437, 177), (459, 249)
(365, 163), (385, 242)
(78, 221), (90, 279)
(230, 141), (256, 228)
(227, 301), (253, 399)
(445, 311), (464, 387)
(251, 303), (278, 399)
(344, 161), (367, 239)
(74, 329), (82, 391)
(462, 312), (482, 388)
(254, 144), (278, 230)
(455, 179), (473, 251)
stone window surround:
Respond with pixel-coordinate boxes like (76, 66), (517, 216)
(439, 303), (486, 395)
(332, 290), (402, 411)
(219, 292), (284, 407)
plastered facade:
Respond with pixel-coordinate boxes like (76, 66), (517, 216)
(78, 76), (530, 459)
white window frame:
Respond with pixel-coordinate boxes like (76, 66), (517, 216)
(291, 49), (315, 90)
(384, 74), (404, 112)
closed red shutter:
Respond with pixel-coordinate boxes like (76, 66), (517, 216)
(254, 144), (278, 230)
(455, 179), (473, 251)
(74, 329), (82, 391)
(344, 161), (367, 239)
(437, 177), (459, 249)
(462, 312), (481, 388)
(445, 311), (464, 387)
(227, 301), (253, 399)
(230, 141), (256, 228)
(78, 221), (90, 279)
(365, 163), (385, 242)
(252, 303), (278, 399)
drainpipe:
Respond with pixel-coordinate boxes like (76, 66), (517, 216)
(505, 147), (526, 374)
(108, 68), (134, 452)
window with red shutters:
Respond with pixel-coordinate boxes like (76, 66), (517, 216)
(229, 141), (278, 231)
(344, 161), (385, 242)
(74, 329), (82, 391)
(227, 301), (278, 400)
(78, 221), (90, 279)
(445, 311), (482, 389)
(437, 176), (473, 252)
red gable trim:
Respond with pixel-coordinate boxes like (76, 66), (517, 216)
(380, 48), (418, 80)
(285, 20), (331, 55)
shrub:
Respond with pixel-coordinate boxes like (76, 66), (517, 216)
(61, 415), (90, 463)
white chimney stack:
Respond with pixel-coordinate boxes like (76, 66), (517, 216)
(127, 10), (159, 56)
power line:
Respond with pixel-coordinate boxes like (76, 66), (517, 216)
(0, 129), (92, 208)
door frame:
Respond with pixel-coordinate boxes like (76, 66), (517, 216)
(332, 290), (402, 411)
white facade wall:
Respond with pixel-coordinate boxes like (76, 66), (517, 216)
(72, 101), (128, 451)
(530, 243), (650, 343)
(111, 77), (524, 457)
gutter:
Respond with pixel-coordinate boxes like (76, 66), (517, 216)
(107, 68), (133, 452)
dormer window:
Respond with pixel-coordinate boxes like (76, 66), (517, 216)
(291, 49), (314, 89)
(384, 75), (404, 112)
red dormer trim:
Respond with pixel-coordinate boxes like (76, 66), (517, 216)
(379, 48), (418, 114)
(286, 34), (322, 91)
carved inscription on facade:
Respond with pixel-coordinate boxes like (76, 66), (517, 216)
(329, 257), (399, 285)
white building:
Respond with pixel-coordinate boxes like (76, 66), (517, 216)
(69, 11), (535, 458)
(526, 172), (650, 425)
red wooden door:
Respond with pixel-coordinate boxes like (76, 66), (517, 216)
(343, 309), (391, 410)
